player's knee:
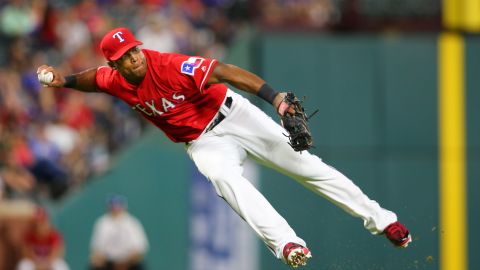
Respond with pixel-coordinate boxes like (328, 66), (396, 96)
(202, 165), (237, 183)
(207, 171), (231, 185)
(210, 177), (239, 202)
(206, 170), (238, 195)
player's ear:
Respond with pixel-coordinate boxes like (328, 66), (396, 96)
(108, 61), (116, 69)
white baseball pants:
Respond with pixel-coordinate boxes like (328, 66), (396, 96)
(186, 89), (397, 259)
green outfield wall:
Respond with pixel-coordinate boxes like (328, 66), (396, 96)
(466, 36), (480, 270)
(257, 33), (479, 270)
(258, 33), (439, 270)
(53, 32), (479, 270)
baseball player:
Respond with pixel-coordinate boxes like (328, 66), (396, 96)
(37, 27), (411, 268)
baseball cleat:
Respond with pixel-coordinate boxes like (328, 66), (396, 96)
(282, 242), (312, 268)
(383, 221), (412, 248)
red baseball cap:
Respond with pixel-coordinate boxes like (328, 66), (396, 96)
(100, 27), (143, 61)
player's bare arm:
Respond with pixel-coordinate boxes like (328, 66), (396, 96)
(208, 62), (291, 114)
(208, 62), (265, 94)
(37, 65), (99, 92)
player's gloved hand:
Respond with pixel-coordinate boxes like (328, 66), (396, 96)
(274, 92), (318, 152)
(273, 92), (295, 116)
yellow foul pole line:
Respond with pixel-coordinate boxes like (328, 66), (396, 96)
(439, 32), (467, 270)
(463, 0), (480, 32)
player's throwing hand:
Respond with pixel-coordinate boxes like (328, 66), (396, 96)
(37, 65), (66, 88)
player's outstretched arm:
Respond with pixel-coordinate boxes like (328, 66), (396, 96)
(208, 62), (265, 95)
(37, 65), (99, 93)
(208, 62), (293, 115)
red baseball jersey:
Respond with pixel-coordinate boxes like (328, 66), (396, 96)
(95, 49), (227, 142)
(24, 229), (63, 257)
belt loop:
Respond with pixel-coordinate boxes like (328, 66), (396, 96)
(219, 96), (232, 116)
(225, 96), (233, 108)
(204, 95), (232, 134)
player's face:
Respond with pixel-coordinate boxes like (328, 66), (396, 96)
(113, 46), (147, 84)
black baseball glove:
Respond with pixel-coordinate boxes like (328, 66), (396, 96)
(280, 92), (318, 152)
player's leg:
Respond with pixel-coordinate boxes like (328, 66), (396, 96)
(266, 145), (411, 247)
(186, 132), (307, 260)
(221, 91), (402, 237)
(266, 146), (397, 234)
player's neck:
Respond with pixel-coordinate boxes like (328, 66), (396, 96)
(124, 74), (144, 85)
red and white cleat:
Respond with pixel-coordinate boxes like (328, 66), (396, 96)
(282, 242), (312, 268)
(383, 221), (412, 248)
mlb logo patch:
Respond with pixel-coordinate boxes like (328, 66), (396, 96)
(181, 57), (204, 76)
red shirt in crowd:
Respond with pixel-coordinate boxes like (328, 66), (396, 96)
(24, 229), (63, 258)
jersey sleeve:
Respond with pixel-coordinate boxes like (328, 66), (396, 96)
(95, 66), (116, 94)
(172, 55), (217, 93)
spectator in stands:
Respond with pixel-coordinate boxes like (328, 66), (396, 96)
(0, 164), (36, 199)
(137, 12), (178, 53)
(0, 0), (45, 38)
(90, 194), (149, 270)
(17, 206), (70, 270)
(256, 0), (337, 30)
(0, 200), (36, 270)
(0, 133), (36, 199)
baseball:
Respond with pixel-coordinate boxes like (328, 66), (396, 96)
(38, 70), (54, 85)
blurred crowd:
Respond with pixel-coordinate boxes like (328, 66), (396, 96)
(253, 0), (441, 31)
(254, 0), (340, 30)
(0, 0), (249, 202)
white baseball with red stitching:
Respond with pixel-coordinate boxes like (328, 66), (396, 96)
(38, 70), (54, 85)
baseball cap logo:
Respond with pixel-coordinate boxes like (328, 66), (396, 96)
(112, 31), (125, 43)
(100, 27), (143, 61)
